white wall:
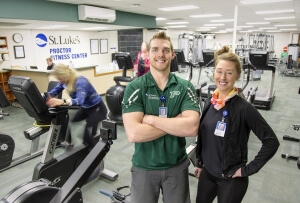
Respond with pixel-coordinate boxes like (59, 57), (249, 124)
(0, 29), (118, 70)
(0, 28), (296, 72)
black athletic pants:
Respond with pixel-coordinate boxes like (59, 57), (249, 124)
(196, 167), (248, 203)
(72, 100), (107, 149)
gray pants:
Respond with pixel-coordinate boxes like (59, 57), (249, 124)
(130, 158), (191, 203)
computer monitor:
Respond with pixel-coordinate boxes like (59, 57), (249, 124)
(202, 49), (215, 66)
(174, 49), (186, 62)
(30, 66), (38, 69)
(249, 51), (269, 67)
(115, 52), (134, 77)
(8, 76), (51, 123)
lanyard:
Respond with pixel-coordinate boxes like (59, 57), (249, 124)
(160, 95), (166, 107)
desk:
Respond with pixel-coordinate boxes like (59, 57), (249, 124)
(4, 67), (133, 95)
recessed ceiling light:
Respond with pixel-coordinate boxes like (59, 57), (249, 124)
(190, 14), (221, 18)
(267, 30), (281, 32)
(274, 24), (296, 27)
(166, 22), (189, 25)
(203, 24), (225, 26)
(156, 17), (167, 21)
(214, 31), (227, 34)
(255, 9), (294, 14)
(264, 16), (295, 20)
(159, 5), (198, 11)
(246, 22), (270, 25)
(240, 0), (292, 5)
(210, 19), (234, 22)
(132, 4), (140, 7)
(168, 25), (187, 28)
(239, 31), (252, 33)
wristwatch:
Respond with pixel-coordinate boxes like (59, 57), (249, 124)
(63, 99), (66, 105)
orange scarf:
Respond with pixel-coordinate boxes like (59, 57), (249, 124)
(210, 88), (238, 110)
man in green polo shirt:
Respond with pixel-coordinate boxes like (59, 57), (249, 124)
(122, 31), (200, 203)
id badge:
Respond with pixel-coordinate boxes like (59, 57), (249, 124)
(159, 107), (168, 118)
(214, 121), (226, 137)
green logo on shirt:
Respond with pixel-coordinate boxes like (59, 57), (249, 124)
(170, 91), (180, 98)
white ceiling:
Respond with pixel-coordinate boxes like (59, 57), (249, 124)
(0, 0), (299, 33)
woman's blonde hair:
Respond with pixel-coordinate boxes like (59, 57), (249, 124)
(214, 46), (242, 75)
(52, 63), (78, 93)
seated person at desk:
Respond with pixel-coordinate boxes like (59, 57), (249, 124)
(46, 63), (108, 150)
(46, 57), (55, 70)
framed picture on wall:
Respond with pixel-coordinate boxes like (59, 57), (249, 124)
(100, 39), (108, 54)
(90, 39), (99, 54)
(14, 45), (25, 59)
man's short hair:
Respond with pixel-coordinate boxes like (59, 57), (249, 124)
(149, 31), (173, 52)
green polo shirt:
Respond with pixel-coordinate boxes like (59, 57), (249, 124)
(122, 72), (200, 170)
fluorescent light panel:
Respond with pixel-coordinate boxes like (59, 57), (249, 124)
(280, 28), (297, 31)
(156, 17), (167, 21)
(196, 29), (211, 31)
(214, 31), (227, 33)
(166, 22), (189, 25)
(159, 5), (198, 11)
(210, 19), (234, 22)
(168, 25), (187, 28)
(246, 22), (270, 25)
(248, 29), (261, 32)
(226, 28), (242, 31)
(198, 27), (216, 29)
(240, 0), (292, 5)
(274, 24), (296, 27)
(190, 14), (221, 18)
(255, 9), (294, 14)
(264, 16), (295, 20)
(203, 24), (224, 26)
(259, 27), (277, 29)
(237, 25), (254, 28)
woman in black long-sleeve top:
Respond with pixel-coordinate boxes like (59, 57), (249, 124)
(194, 46), (279, 203)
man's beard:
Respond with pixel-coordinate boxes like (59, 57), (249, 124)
(150, 58), (171, 72)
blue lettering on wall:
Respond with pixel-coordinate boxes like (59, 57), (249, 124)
(50, 48), (87, 60)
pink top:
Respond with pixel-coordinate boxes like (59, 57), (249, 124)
(134, 51), (150, 77)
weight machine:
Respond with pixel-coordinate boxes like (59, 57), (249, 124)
(281, 124), (300, 170)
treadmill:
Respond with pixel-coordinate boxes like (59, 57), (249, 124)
(245, 51), (276, 110)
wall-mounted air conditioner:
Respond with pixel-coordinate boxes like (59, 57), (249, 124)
(78, 5), (116, 23)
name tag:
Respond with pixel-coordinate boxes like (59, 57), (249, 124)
(159, 107), (167, 118)
(214, 121), (226, 137)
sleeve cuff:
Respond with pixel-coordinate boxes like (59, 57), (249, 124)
(67, 99), (72, 106)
